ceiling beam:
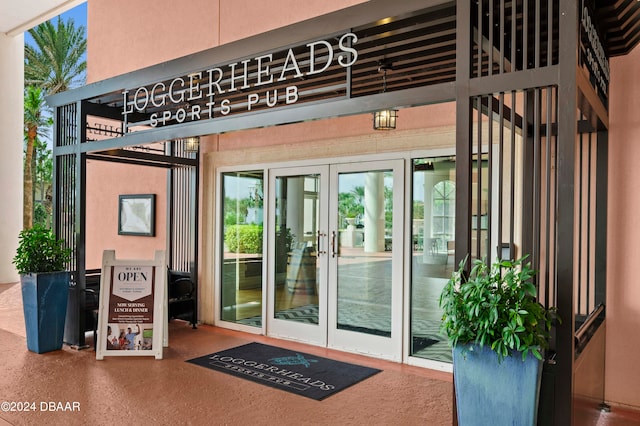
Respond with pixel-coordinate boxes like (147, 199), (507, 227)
(6, 0), (85, 36)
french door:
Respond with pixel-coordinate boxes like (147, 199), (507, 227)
(267, 160), (404, 361)
(267, 165), (329, 346)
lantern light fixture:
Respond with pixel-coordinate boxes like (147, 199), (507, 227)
(373, 60), (398, 130)
(184, 136), (200, 153)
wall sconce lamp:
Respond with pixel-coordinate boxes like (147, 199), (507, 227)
(184, 136), (200, 153)
(373, 60), (398, 130)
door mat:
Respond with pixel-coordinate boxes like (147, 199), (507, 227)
(187, 342), (381, 400)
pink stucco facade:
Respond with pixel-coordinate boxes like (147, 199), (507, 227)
(85, 161), (166, 268)
(87, 0), (365, 83)
(606, 45), (640, 410)
(84, 0), (640, 410)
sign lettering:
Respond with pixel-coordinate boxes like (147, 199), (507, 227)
(122, 32), (358, 128)
(580, 1), (609, 99)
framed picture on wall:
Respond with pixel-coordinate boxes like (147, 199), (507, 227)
(118, 194), (156, 236)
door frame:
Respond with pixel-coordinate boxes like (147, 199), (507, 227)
(265, 164), (330, 347)
(265, 159), (405, 361)
(214, 148), (455, 369)
(326, 160), (405, 361)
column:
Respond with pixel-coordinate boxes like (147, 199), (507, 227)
(0, 33), (24, 284)
(364, 172), (384, 252)
(422, 171), (434, 262)
(286, 176), (305, 246)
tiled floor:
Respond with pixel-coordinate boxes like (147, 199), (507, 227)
(2, 280), (639, 425)
(0, 282), (453, 426)
(576, 401), (640, 426)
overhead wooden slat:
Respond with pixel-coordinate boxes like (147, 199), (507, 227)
(595, 0), (640, 56)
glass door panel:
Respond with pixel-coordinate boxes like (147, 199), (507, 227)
(267, 166), (328, 346)
(336, 170), (391, 336)
(267, 160), (403, 360)
(329, 160), (404, 361)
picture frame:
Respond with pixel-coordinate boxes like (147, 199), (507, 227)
(118, 194), (156, 236)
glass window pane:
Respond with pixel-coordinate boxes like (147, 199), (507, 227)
(409, 157), (456, 362)
(337, 170), (392, 337)
(274, 174), (320, 324)
(220, 171), (264, 326)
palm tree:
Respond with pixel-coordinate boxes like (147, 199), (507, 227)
(23, 16), (86, 229)
(25, 17), (86, 94)
(23, 86), (52, 228)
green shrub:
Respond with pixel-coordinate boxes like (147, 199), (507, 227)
(225, 224), (263, 254)
(439, 256), (557, 362)
(224, 211), (242, 226)
(34, 203), (50, 228)
(13, 225), (71, 274)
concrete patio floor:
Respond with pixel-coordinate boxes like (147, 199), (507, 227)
(3, 280), (640, 425)
(0, 281), (453, 425)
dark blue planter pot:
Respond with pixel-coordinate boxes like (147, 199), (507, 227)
(20, 272), (70, 353)
(453, 343), (543, 426)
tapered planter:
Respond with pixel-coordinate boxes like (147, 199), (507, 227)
(453, 344), (543, 426)
(20, 271), (70, 353)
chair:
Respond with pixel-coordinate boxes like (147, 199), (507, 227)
(83, 287), (99, 350)
(167, 269), (197, 329)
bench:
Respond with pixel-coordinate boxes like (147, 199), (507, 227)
(167, 268), (197, 329)
(77, 269), (101, 349)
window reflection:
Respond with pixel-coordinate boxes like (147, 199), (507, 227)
(220, 171), (264, 326)
(410, 157), (456, 362)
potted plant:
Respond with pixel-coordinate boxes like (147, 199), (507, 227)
(439, 256), (556, 426)
(13, 225), (72, 353)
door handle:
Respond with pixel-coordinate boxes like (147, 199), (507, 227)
(331, 231), (337, 258)
(316, 231), (327, 256)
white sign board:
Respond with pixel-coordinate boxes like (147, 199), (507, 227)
(96, 250), (166, 360)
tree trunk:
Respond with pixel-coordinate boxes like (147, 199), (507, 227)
(44, 184), (53, 227)
(23, 125), (36, 229)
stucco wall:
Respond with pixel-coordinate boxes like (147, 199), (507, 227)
(85, 161), (166, 269)
(0, 33), (23, 284)
(87, 0), (220, 82)
(606, 44), (640, 410)
(218, 0), (364, 45)
(213, 104), (457, 153)
(87, 0), (364, 83)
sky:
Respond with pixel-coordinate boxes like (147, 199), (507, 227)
(24, 2), (87, 46)
(60, 2), (87, 26)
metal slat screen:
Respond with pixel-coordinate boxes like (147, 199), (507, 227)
(575, 119), (603, 320)
(55, 103), (78, 271)
(169, 142), (197, 272)
(472, 0), (559, 78)
(471, 87), (558, 311)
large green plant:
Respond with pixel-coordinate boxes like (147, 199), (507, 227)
(225, 224), (263, 254)
(439, 256), (556, 361)
(13, 225), (71, 274)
